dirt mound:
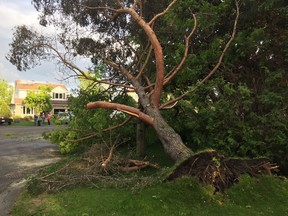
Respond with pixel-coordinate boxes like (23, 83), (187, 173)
(166, 150), (278, 192)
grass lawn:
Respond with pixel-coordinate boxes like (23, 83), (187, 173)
(12, 120), (53, 126)
(12, 120), (35, 126)
(12, 175), (288, 216)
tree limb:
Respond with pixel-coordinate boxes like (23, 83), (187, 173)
(101, 144), (116, 168)
(79, 3), (167, 107)
(66, 117), (133, 143)
(164, 13), (197, 84)
(119, 7), (164, 108)
(37, 43), (135, 90)
(122, 159), (160, 172)
(148, 0), (178, 26)
(136, 45), (153, 80)
(87, 101), (154, 125)
(198, 0), (240, 84)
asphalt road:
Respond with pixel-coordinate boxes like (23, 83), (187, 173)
(0, 125), (62, 216)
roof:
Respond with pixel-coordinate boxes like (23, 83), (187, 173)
(13, 98), (24, 104)
(15, 80), (67, 91)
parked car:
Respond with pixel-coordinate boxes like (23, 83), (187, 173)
(0, 116), (13, 125)
(57, 112), (74, 124)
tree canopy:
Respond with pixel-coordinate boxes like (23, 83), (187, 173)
(24, 85), (52, 114)
(0, 79), (13, 117)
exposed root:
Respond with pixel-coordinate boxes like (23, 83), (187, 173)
(166, 150), (279, 193)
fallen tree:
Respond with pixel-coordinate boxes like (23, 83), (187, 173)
(7, 0), (239, 162)
(9, 0), (282, 186)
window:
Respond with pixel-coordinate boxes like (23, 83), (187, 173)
(22, 106), (34, 115)
(53, 92), (65, 99)
(27, 108), (32, 114)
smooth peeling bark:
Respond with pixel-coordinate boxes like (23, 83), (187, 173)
(87, 101), (154, 126)
(121, 8), (165, 108)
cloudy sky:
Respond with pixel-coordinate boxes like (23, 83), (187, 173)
(0, 0), (79, 88)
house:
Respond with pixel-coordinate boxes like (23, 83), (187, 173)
(10, 80), (69, 117)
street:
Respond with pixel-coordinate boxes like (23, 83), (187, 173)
(0, 125), (62, 215)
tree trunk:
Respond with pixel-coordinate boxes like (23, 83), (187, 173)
(136, 120), (146, 158)
(147, 108), (193, 161)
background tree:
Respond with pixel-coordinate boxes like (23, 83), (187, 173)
(0, 79), (13, 117)
(158, 0), (288, 173)
(24, 85), (53, 114)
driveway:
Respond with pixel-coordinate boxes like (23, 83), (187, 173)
(0, 125), (62, 216)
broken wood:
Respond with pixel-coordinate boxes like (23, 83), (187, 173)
(122, 159), (160, 172)
(101, 144), (116, 168)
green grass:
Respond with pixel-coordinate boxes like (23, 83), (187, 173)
(12, 175), (288, 216)
(12, 120), (53, 126)
(12, 120), (34, 126)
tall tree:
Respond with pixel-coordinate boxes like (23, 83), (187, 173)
(7, 0), (239, 161)
(24, 85), (52, 114)
(0, 79), (13, 117)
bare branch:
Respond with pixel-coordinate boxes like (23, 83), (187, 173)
(78, 72), (135, 90)
(122, 159), (160, 172)
(76, 4), (166, 108)
(136, 45), (153, 80)
(39, 43), (85, 75)
(87, 101), (154, 125)
(199, 0), (240, 84)
(118, 8), (164, 108)
(101, 144), (116, 168)
(78, 5), (118, 13)
(148, 0), (178, 26)
(38, 43), (135, 90)
(67, 117), (133, 143)
(160, 0), (240, 109)
(164, 13), (197, 84)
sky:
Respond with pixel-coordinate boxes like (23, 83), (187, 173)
(0, 0), (79, 89)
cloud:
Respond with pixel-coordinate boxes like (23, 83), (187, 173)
(0, 62), (20, 82)
(0, 1), (54, 84)
(0, 1), (38, 39)
(0, 1), (80, 89)
(0, 1), (38, 83)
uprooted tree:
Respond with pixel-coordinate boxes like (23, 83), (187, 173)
(7, 0), (239, 160)
(7, 0), (279, 187)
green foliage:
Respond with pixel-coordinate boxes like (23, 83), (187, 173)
(47, 129), (77, 154)
(24, 85), (52, 114)
(160, 0), (288, 173)
(0, 79), (13, 117)
(47, 81), (138, 154)
(7, 25), (48, 71)
(0, 102), (12, 117)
